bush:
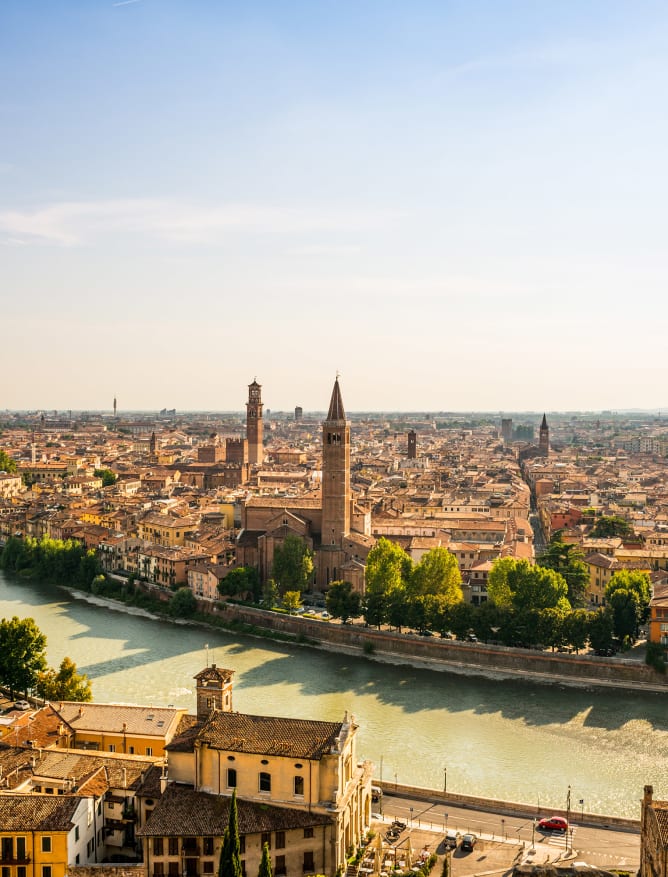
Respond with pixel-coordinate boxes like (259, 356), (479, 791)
(645, 641), (667, 674)
(363, 641), (375, 655)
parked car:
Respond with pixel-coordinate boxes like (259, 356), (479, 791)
(461, 833), (477, 851)
(538, 816), (568, 832)
(444, 829), (461, 850)
(13, 700), (31, 711)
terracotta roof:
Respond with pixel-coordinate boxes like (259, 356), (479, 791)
(170, 711), (344, 760)
(0, 794), (81, 831)
(53, 702), (184, 737)
(137, 785), (332, 837)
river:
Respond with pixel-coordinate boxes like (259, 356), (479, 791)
(1, 569), (666, 818)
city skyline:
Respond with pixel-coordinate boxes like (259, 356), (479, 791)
(2, 1), (668, 411)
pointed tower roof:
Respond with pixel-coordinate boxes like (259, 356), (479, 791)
(541, 413), (548, 429)
(326, 377), (346, 421)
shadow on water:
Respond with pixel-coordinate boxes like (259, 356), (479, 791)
(2, 573), (667, 736)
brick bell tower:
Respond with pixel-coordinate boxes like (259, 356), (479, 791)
(539, 413), (550, 457)
(321, 376), (351, 548)
(246, 378), (263, 465)
(194, 664), (234, 720)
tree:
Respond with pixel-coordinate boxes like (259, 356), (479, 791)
(606, 570), (651, 624)
(590, 516), (635, 540)
(218, 567), (261, 602)
(410, 547), (463, 605)
(0, 616), (47, 697)
(258, 843), (273, 877)
(537, 532), (589, 608)
(562, 609), (590, 653)
(94, 468), (117, 486)
(364, 538), (411, 628)
(0, 449), (17, 473)
(588, 607), (614, 652)
(35, 656), (93, 701)
(607, 587), (640, 644)
(488, 558), (570, 613)
(326, 581), (362, 623)
(262, 578), (279, 609)
(271, 535), (313, 593)
(218, 789), (242, 877)
(282, 590), (303, 614)
(169, 587), (197, 618)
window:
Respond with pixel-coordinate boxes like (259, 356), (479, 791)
(261, 833), (271, 850)
(294, 776), (304, 797)
(153, 838), (164, 856)
(168, 864), (179, 877)
(227, 768), (237, 788)
(1, 840), (12, 861)
(146, 747), (153, 756)
(42, 868), (52, 877)
(108, 744), (116, 753)
(275, 832), (285, 850)
(275, 855), (286, 876)
(239, 837), (245, 855)
(41, 837), (52, 854)
(203, 838), (214, 856)
(129, 746), (135, 754)
(75, 826), (80, 841)
(203, 864), (214, 874)
(303, 852), (314, 872)
(304, 827), (314, 839)
(16, 839), (26, 861)
(259, 772), (271, 793)
(153, 865), (164, 877)
(168, 838), (179, 856)
(2, 866), (9, 877)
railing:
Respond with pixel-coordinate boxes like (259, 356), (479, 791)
(0, 856), (31, 865)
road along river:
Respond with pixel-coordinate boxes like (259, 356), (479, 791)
(1, 569), (666, 819)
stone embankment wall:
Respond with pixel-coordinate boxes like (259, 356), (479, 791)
(200, 601), (668, 693)
(68, 867), (143, 877)
(378, 781), (640, 833)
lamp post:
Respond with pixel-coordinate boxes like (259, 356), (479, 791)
(410, 807), (414, 830)
(443, 766), (447, 795)
(579, 798), (584, 823)
(566, 786), (572, 854)
(501, 818), (505, 841)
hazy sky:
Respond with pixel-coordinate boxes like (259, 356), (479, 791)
(2, 1), (667, 413)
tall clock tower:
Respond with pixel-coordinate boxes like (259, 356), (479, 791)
(246, 379), (263, 465)
(321, 376), (350, 546)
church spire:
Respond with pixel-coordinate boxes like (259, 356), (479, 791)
(541, 413), (548, 430)
(327, 376), (346, 421)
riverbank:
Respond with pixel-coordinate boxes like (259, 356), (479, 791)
(75, 577), (668, 694)
(212, 601), (668, 694)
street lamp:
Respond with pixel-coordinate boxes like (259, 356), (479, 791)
(443, 766), (447, 795)
(566, 786), (572, 854)
(501, 818), (505, 841)
(410, 807), (414, 829)
(579, 798), (584, 823)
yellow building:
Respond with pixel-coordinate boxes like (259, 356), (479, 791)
(51, 703), (188, 758)
(640, 785), (668, 877)
(139, 665), (372, 877)
(0, 795), (95, 877)
(138, 513), (200, 548)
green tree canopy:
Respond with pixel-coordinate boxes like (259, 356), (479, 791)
(262, 579), (279, 609)
(488, 558), (570, 613)
(0, 449), (17, 474)
(326, 581), (362, 623)
(562, 608), (590, 653)
(258, 843), (273, 877)
(169, 587), (197, 618)
(0, 616), (47, 697)
(271, 535), (313, 593)
(94, 468), (117, 486)
(363, 537), (412, 627)
(218, 567), (261, 602)
(590, 516), (635, 540)
(607, 587), (639, 643)
(218, 790), (242, 877)
(606, 570), (651, 621)
(409, 547), (463, 604)
(537, 532), (589, 608)
(282, 590), (303, 613)
(35, 657), (93, 702)
(588, 607), (615, 652)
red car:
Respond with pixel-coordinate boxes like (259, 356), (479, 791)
(538, 816), (568, 832)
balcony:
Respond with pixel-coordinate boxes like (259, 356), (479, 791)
(0, 856), (31, 865)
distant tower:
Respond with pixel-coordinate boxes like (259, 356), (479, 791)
(321, 376), (350, 546)
(246, 379), (263, 465)
(113, 395), (117, 417)
(295, 406), (303, 422)
(539, 413), (549, 457)
(407, 430), (417, 459)
(194, 665), (234, 721)
(501, 418), (512, 443)
(149, 431), (157, 458)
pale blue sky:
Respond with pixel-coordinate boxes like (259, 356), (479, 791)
(2, 1), (667, 412)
